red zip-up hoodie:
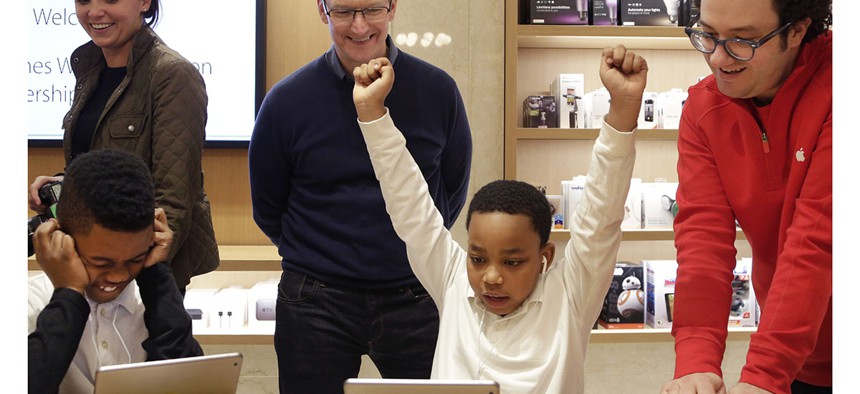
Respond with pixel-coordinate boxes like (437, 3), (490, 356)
(672, 33), (832, 393)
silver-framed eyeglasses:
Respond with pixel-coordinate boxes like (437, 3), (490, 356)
(322, 1), (392, 24)
(684, 15), (793, 61)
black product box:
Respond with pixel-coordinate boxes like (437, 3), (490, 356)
(678, 0), (699, 26)
(522, 96), (558, 128)
(599, 262), (646, 329)
(620, 0), (681, 26)
(520, 0), (531, 24)
(529, 0), (589, 25)
(591, 0), (618, 25)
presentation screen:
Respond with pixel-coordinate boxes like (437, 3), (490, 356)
(26, 0), (265, 148)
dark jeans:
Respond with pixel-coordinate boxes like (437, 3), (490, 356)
(275, 269), (440, 394)
(792, 379), (831, 394)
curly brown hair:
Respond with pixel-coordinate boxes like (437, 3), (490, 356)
(694, 0), (831, 43)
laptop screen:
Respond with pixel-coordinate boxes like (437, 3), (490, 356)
(94, 352), (243, 394)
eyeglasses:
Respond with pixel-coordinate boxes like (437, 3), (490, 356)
(684, 15), (793, 61)
(322, 1), (392, 24)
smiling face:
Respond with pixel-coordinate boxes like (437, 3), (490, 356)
(75, 0), (151, 67)
(466, 212), (554, 316)
(698, 0), (808, 104)
(318, 0), (396, 73)
(75, 223), (152, 304)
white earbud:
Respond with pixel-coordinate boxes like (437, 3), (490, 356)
(541, 256), (548, 274)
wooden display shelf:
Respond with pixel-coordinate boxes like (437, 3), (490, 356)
(28, 244), (282, 272)
(27, 230), (749, 271)
(517, 25), (691, 50)
(588, 326), (755, 344)
(192, 326), (756, 345)
(515, 128), (678, 140)
(550, 228), (746, 242)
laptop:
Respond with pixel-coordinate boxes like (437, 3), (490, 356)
(343, 378), (501, 394)
(94, 352), (243, 394)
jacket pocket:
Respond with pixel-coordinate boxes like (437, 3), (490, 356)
(107, 115), (147, 139)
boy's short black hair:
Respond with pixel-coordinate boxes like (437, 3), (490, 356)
(57, 150), (155, 237)
(466, 180), (552, 245)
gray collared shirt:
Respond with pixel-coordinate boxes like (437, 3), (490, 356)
(324, 35), (400, 80)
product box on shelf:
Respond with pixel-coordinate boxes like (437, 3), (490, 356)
(620, 0), (681, 26)
(528, 0), (589, 25)
(641, 181), (678, 229)
(551, 74), (586, 129)
(184, 288), (218, 330)
(520, 0), (531, 24)
(547, 194), (565, 229)
(591, 0), (619, 25)
(656, 88), (688, 129)
(561, 175), (586, 230)
(582, 88), (611, 129)
(622, 178), (643, 229)
(247, 279), (278, 330)
(644, 259), (678, 328)
(730, 258), (756, 327)
(522, 95), (558, 128)
(599, 262), (646, 329)
(678, 0), (700, 26)
(637, 92), (658, 130)
(211, 287), (249, 330)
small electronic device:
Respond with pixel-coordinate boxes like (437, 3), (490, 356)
(256, 298), (276, 321)
(644, 99), (654, 122)
(665, 293), (675, 322)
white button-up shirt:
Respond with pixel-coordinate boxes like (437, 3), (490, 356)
(28, 274), (148, 394)
(358, 111), (636, 393)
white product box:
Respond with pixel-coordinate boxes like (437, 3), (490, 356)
(583, 88), (611, 129)
(622, 178), (643, 229)
(644, 259), (678, 328)
(184, 288), (218, 330)
(211, 287), (249, 330)
(599, 262), (647, 329)
(551, 74), (586, 129)
(641, 181), (678, 229)
(730, 258), (757, 327)
(561, 176), (586, 230)
(247, 279), (278, 330)
(638, 92), (658, 130)
(656, 88), (688, 129)
(547, 194), (564, 230)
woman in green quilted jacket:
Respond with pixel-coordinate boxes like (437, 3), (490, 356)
(28, 0), (220, 293)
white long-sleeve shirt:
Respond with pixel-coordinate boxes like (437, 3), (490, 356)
(28, 274), (148, 394)
(358, 110), (636, 394)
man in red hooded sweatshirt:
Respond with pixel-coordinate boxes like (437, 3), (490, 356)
(661, 1), (832, 394)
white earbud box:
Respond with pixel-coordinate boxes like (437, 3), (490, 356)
(210, 287), (249, 330)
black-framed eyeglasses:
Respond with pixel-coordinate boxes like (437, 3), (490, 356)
(684, 15), (793, 61)
(322, 1), (392, 25)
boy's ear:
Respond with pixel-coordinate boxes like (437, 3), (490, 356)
(541, 243), (556, 273)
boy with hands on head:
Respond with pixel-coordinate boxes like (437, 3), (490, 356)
(28, 149), (202, 394)
(352, 46), (647, 393)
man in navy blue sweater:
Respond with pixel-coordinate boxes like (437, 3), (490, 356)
(248, 1), (472, 392)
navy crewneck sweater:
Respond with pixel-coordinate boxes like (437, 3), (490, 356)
(249, 47), (472, 289)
